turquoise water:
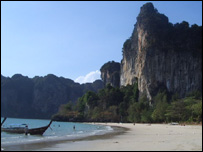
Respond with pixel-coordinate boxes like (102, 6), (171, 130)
(1, 117), (113, 146)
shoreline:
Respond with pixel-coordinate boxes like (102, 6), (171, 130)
(41, 123), (202, 151)
(2, 123), (202, 151)
(2, 125), (128, 151)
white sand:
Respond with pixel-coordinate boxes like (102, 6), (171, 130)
(41, 123), (202, 151)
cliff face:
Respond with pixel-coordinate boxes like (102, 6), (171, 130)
(121, 3), (202, 100)
(100, 61), (120, 87)
(1, 74), (104, 119)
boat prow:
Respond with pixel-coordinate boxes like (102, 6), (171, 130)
(1, 117), (7, 126)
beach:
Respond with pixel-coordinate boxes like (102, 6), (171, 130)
(39, 123), (202, 151)
(2, 123), (202, 151)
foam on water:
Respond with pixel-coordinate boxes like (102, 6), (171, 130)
(1, 118), (113, 146)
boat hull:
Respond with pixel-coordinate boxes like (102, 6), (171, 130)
(1, 120), (53, 135)
(1, 128), (25, 134)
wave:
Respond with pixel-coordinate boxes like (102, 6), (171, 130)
(1, 120), (114, 147)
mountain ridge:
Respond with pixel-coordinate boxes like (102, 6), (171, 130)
(1, 74), (104, 119)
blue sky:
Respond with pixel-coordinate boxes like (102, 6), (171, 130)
(1, 1), (202, 84)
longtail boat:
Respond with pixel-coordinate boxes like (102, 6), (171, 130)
(1, 118), (53, 135)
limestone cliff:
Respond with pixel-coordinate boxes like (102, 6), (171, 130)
(100, 61), (120, 87)
(1, 74), (104, 119)
(120, 3), (202, 100)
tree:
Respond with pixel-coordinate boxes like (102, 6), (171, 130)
(84, 91), (99, 109)
(165, 100), (186, 122)
(128, 102), (141, 123)
(191, 101), (202, 122)
(141, 109), (153, 123)
(152, 91), (169, 122)
(132, 81), (139, 102)
(119, 102), (128, 118)
(152, 101), (168, 122)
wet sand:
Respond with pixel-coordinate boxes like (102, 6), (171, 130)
(2, 123), (202, 151)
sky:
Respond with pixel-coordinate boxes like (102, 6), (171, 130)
(1, 1), (202, 84)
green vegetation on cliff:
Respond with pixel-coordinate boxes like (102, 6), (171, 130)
(52, 82), (202, 123)
(52, 83), (202, 123)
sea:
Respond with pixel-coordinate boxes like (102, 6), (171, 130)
(1, 117), (113, 149)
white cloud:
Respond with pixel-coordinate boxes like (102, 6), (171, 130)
(75, 70), (101, 84)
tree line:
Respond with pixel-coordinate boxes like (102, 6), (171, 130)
(52, 83), (202, 124)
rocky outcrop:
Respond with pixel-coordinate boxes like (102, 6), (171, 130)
(120, 3), (202, 100)
(1, 74), (104, 119)
(100, 61), (120, 87)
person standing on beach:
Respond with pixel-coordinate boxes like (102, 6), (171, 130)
(73, 125), (75, 130)
(24, 125), (28, 135)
